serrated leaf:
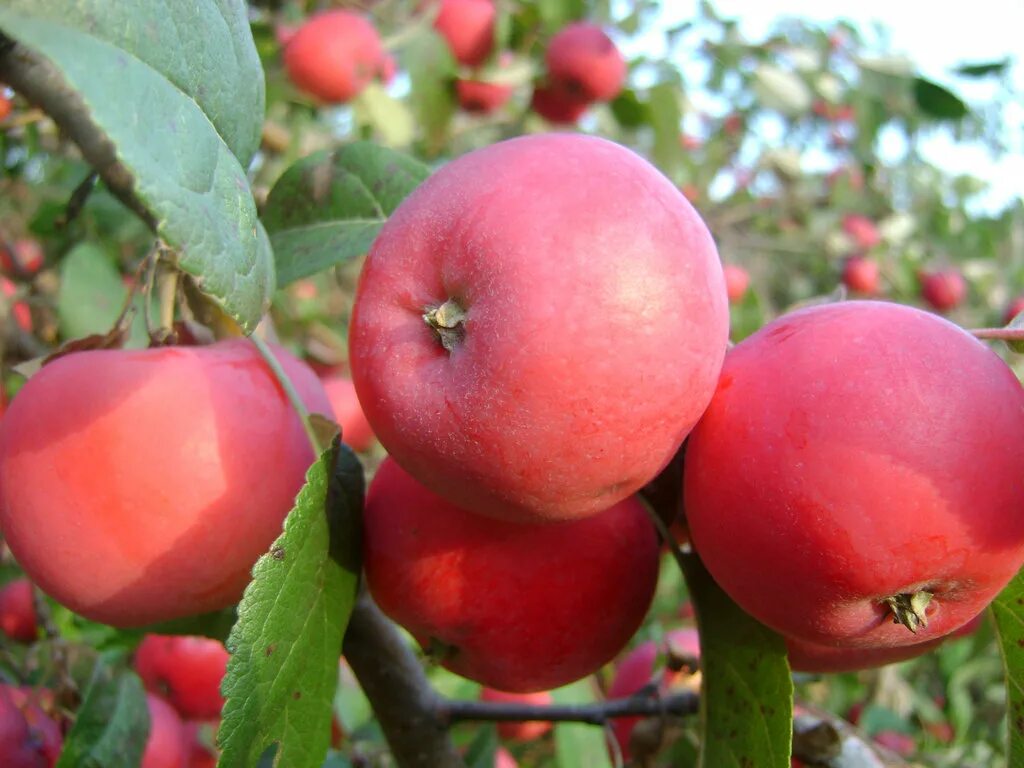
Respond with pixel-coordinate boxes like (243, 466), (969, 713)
(218, 441), (364, 768)
(990, 570), (1024, 765)
(57, 243), (148, 347)
(0, 4), (274, 333)
(55, 662), (149, 768)
(913, 77), (968, 120)
(954, 59), (1010, 78)
(552, 679), (614, 768)
(681, 552), (792, 768)
(262, 143), (430, 287)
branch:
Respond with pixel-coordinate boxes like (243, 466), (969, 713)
(342, 595), (465, 768)
(440, 689), (698, 727)
(970, 327), (1024, 342)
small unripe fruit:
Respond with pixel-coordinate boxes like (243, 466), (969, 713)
(841, 256), (880, 295)
(430, 0), (495, 67)
(364, 458), (659, 692)
(722, 264), (749, 304)
(685, 301), (1024, 649)
(919, 269), (966, 312)
(480, 688), (553, 741)
(545, 22), (626, 102)
(135, 635), (229, 720)
(456, 79), (513, 114)
(284, 11), (384, 104)
(0, 578), (38, 643)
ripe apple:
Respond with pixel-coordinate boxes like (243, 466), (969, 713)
(722, 264), (749, 304)
(919, 269), (966, 312)
(2, 277), (32, 332)
(350, 133), (729, 521)
(283, 11), (384, 104)
(529, 82), (589, 123)
(0, 578), (38, 643)
(684, 301), (1024, 648)
(429, 0), (495, 67)
(0, 95), (11, 121)
(1003, 296), (1024, 325)
(0, 239), (44, 277)
(545, 22), (626, 102)
(143, 694), (188, 768)
(495, 747), (517, 768)
(0, 685), (61, 767)
(364, 458), (660, 692)
(607, 629), (700, 761)
(841, 255), (880, 295)
(321, 375), (375, 452)
(456, 79), (513, 114)
(480, 688), (552, 741)
(841, 214), (880, 250)
(0, 339), (331, 626)
(135, 635), (229, 720)
(786, 633), (947, 673)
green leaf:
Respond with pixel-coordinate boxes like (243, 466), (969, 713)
(463, 724), (499, 768)
(552, 679), (613, 768)
(648, 82), (686, 181)
(0, 3), (274, 333)
(990, 570), (1024, 765)
(912, 77), (969, 120)
(954, 59), (1010, 78)
(354, 83), (416, 148)
(57, 243), (148, 347)
(262, 142), (431, 287)
(1005, 312), (1024, 354)
(55, 662), (149, 768)
(218, 441), (364, 768)
(610, 88), (650, 129)
(681, 552), (792, 768)
(403, 29), (458, 155)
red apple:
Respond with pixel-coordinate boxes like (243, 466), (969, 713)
(0, 339), (331, 626)
(684, 301), (1024, 649)
(0, 685), (61, 768)
(135, 635), (229, 720)
(283, 11), (384, 104)
(919, 269), (966, 312)
(142, 694), (188, 768)
(0, 578), (38, 643)
(841, 214), (880, 250)
(430, 0), (495, 67)
(2, 277), (32, 332)
(0, 239), (44, 277)
(321, 375), (375, 452)
(0, 95), (11, 121)
(349, 134), (729, 522)
(1003, 296), (1024, 325)
(545, 22), (625, 102)
(786, 634), (947, 673)
(873, 730), (915, 757)
(495, 747), (518, 768)
(529, 82), (589, 123)
(364, 458), (659, 692)
(480, 688), (552, 741)
(456, 79), (513, 114)
(722, 264), (749, 304)
(841, 256), (880, 295)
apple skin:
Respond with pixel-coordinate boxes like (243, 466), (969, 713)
(841, 256), (880, 296)
(722, 264), (749, 304)
(529, 83), (589, 123)
(0, 339), (331, 627)
(607, 628), (700, 761)
(283, 11), (383, 104)
(0, 578), (38, 643)
(841, 214), (880, 250)
(494, 747), (518, 768)
(456, 79), (513, 114)
(919, 269), (966, 312)
(545, 22), (626, 102)
(142, 694), (188, 768)
(431, 0), (495, 67)
(684, 301), (1024, 648)
(321, 375), (375, 452)
(364, 457), (660, 692)
(786, 634), (946, 673)
(350, 134), (728, 522)
(0, 685), (61, 768)
(480, 688), (552, 741)
(135, 635), (229, 720)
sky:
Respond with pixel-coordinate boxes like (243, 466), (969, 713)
(639, 0), (1024, 212)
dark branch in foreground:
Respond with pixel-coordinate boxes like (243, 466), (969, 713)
(440, 688), (699, 727)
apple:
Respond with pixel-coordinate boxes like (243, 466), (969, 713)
(2, 277), (32, 332)
(321, 375), (375, 452)
(544, 22), (625, 102)
(283, 11), (384, 104)
(479, 688), (552, 741)
(841, 255), (880, 295)
(841, 214), (880, 250)
(135, 635), (229, 720)
(873, 730), (915, 757)
(0, 339), (331, 626)
(1003, 296), (1024, 325)
(0, 95), (11, 121)
(722, 264), (749, 304)
(429, 0), (495, 67)
(142, 694), (188, 768)
(456, 79), (513, 114)
(495, 747), (517, 768)
(349, 133), (729, 522)
(181, 720), (218, 768)
(0, 685), (61, 768)
(364, 457), (660, 692)
(529, 82), (589, 123)
(0, 239), (44, 277)
(786, 633), (947, 673)
(684, 301), (1024, 648)
(0, 578), (38, 643)
(919, 269), (966, 312)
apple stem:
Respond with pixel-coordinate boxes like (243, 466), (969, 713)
(423, 299), (467, 353)
(249, 334), (323, 456)
(883, 590), (933, 633)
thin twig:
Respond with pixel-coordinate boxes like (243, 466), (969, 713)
(249, 334), (321, 456)
(970, 327), (1024, 342)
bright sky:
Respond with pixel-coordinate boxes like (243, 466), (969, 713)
(642, 0), (1024, 212)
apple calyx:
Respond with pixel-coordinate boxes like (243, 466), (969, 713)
(883, 590), (933, 633)
(423, 299), (467, 352)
